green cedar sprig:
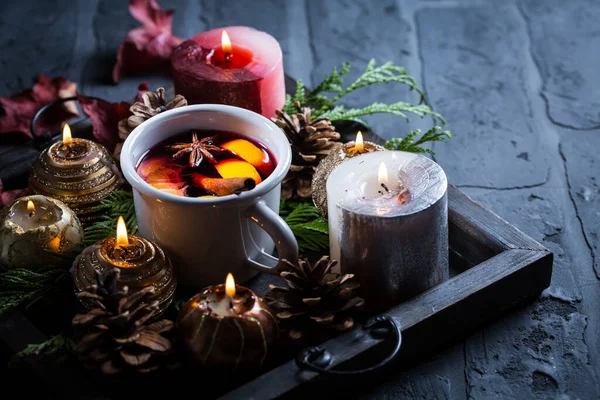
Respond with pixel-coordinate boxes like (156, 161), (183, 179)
(384, 126), (452, 154)
(14, 331), (75, 362)
(281, 199), (329, 253)
(83, 190), (138, 246)
(284, 59), (444, 126)
(0, 266), (71, 316)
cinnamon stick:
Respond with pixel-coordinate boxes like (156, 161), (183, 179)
(193, 175), (256, 196)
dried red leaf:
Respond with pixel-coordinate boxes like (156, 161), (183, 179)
(0, 75), (78, 138)
(113, 0), (184, 83)
(77, 83), (147, 152)
(77, 94), (131, 152)
(0, 179), (30, 207)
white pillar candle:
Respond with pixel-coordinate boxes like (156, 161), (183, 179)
(327, 151), (448, 311)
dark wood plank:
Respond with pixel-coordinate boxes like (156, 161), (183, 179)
(449, 185), (547, 254)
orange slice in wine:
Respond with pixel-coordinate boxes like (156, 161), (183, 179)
(220, 139), (273, 175)
(138, 156), (186, 195)
(137, 156), (182, 181)
(215, 159), (262, 184)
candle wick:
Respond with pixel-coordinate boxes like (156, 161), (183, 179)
(29, 211), (35, 218)
(224, 52), (232, 63)
(380, 183), (390, 193)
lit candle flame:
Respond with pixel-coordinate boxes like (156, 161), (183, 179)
(27, 200), (35, 212)
(221, 30), (232, 54)
(62, 123), (72, 144)
(225, 273), (236, 297)
(116, 216), (129, 247)
(378, 162), (388, 185)
(355, 131), (364, 152)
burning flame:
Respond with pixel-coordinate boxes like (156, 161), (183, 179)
(355, 131), (364, 152)
(378, 162), (388, 185)
(221, 30), (232, 54)
(225, 273), (236, 297)
(62, 123), (72, 144)
(27, 200), (35, 213)
(116, 216), (129, 247)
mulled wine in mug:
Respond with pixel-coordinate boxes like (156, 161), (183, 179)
(120, 105), (298, 289)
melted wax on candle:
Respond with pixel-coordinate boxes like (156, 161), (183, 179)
(9, 197), (62, 231)
(206, 287), (253, 317)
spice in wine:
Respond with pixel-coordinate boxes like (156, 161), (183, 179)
(136, 130), (276, 197)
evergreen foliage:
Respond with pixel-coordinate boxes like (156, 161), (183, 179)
(384, 126), (452, 154)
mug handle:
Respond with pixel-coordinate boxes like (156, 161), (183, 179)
(245, 200), (299, 274)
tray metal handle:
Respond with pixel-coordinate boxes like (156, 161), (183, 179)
(30, 95), (104, 149)
(296, 315), (402, 376)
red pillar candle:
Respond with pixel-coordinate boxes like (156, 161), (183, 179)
(170, 26), (285, 118)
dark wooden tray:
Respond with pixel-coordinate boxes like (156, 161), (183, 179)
(0, 77), (553, 399)
(0, 184), (553, 399)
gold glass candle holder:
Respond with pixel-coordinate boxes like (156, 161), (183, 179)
(177, 273), (279, 371)
(73, 217), (176, 314)
(312, 131), (386, 218)
(29, 124), (122, 221)
(0, 195), (84, 270)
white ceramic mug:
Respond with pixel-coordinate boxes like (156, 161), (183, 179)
(120, 105), (298, 289)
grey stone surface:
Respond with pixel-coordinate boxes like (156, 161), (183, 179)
(306, 0), (421, 140)
(0, 0), (77, 93)
(520, 0), (600, 130)
(0, 0), (599, 398)
(417, 5), (549, 188)
(558, 132), (600, 280)
(461, 186), (600, 399)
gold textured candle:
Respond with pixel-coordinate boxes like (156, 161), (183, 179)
(73, 216), (176, 314)
(0, 195), (84, 269)
(312, 131), (386, 218)
(29, 123), (122, 221)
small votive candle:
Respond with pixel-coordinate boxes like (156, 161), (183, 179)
(73, 216), (176, 314)
(177, 273), (279, 371)
(327, 151), (448, 312)
(312, 131), (386, 218)
(0, 195), (84, 269)
(29, 123), (122, 221)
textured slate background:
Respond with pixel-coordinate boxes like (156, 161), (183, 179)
(1, 0), (599, 398)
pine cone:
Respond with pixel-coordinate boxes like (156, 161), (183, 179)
(272, 102), (341, 199)
(72, 268), (174, 375)
(115, 87), (187, 158)
(264, 256), (364, 342)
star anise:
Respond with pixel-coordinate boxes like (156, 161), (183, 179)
(166, 132), (222, 167)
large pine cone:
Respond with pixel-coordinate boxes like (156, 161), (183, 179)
(264, 256), (364, 342)
(72, 268), (174, 375)
(115, 87), (187, 158)
(272, 102), (341, 199)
